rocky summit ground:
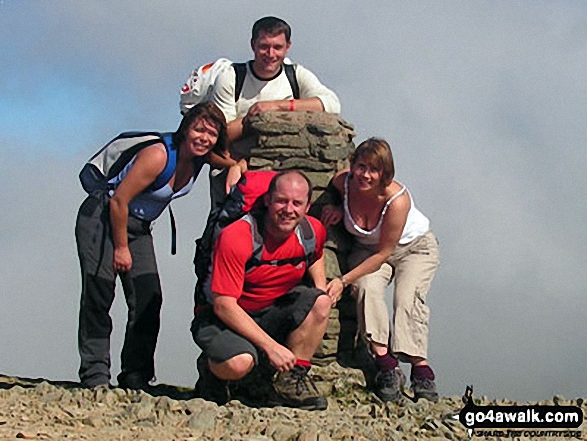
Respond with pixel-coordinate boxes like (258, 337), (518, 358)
(1, 364), (584, 441)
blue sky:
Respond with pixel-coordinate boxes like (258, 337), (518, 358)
(1, 1), (586, 401)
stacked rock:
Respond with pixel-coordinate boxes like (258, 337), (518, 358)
(240, 111), (360, 365)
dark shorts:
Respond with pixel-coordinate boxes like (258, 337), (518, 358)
(191, 286), (325, 364)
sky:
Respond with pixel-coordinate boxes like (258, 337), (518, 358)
(1, 1), (586, 402)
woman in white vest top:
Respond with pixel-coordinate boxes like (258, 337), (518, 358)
(321, 138), (439, 403)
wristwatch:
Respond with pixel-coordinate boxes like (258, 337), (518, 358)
(338, 275), (349, 288)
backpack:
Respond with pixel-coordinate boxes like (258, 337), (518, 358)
(79, 132), (176, 194)
(79, 131), (179, 254)
(193, 170), (316, 309)
(179, 58), (300, 114)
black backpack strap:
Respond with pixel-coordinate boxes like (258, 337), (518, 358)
(149, 132), (177, 191)
(232, 62), (247, 102)
(169, 205), (177, 255)
(284, 64), (300, 99)
(233, 62), (298, 101)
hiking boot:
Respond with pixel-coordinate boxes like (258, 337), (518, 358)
(117, 372), (153, 391)
(374, 367), (406, 402)
(194, 355), (229, 405)
(273, 365), (328, 411)
(229, 367), (280, 407)
(81, 374), (111, 389)
(411, 377), (439, 402)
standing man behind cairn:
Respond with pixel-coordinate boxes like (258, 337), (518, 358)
(208, 16), (341, 206)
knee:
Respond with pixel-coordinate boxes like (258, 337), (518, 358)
(394, 296), (412, 313)
(210, 353), (254, 381)
(353, 273), (388, 299)
(310, 294), (332, 322)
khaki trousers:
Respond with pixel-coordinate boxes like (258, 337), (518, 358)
(348, 230), (439, 359)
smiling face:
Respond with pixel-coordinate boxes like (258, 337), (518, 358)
(182, 117), (219, 157)
(264, 173), (311, 240)
(349, 138), (396, 192)
(251, 31), (291, 79)
(351, 155), (384, 192)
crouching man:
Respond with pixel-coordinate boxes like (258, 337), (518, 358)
(191, 171), (335, 410)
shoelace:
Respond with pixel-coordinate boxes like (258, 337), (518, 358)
(377, 370), (397, 388)
(291, 368), (320, 396)
(413, 377), (435, 389)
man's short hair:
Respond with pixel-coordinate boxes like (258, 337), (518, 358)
(267, 170), (313, 203)
(252, 16), (291, 42)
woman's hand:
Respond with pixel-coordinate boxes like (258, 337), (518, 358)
(225, 164), (242, 194)
(225, 158), (248, 194)
(113, 246), (132, 272)
(321, 204), (343, 228)
(325, 277), (345, 305)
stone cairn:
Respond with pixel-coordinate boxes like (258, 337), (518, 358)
(238, 111), (366, 368)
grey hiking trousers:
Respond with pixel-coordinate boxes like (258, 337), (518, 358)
(75, 193), (162, 387)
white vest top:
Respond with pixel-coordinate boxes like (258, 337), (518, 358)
(343, 175), (429, 246)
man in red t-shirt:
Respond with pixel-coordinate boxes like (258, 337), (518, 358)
(192, 171), (336, 410)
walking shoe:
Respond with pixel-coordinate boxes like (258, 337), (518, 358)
(81, 375), (111, 389)
(374, 367), (406, 402)
(273, 365), (328, 411)
(117, 372), (153, 391)
(194, 355), (230, 405)
(229, 367), (280, 407)
(119, 380), (194, 399)
(410, 376), (439, 402)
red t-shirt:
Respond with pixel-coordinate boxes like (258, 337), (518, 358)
(210, 215), (326, 311)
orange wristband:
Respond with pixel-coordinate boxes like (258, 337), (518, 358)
(289, 99), (295, 112)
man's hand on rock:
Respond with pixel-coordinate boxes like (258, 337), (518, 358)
(245, 100), (282, 119)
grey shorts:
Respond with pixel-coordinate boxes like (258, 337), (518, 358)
(191, 286), (324, 364)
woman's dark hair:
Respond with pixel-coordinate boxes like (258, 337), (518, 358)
(173, 101), (227, 156)
(350, 137), (395, 189)
(252, 16), (291, 42)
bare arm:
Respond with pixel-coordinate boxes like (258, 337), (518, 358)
(307, 253), (327, 292)
(207, 151), (248, 194)
(225, 97), (324, 142)
(207, 151), (237, 169)
(326, 189), (410, 299)
(109, 145), (167, 272)
(345, 195), (408, 280)
(226, 118), (246, 143)
(246, 96), (324, 116)
(225, 158), (248, 194)
(213, 295), (296, 372)
(320, 170), (347, 227)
